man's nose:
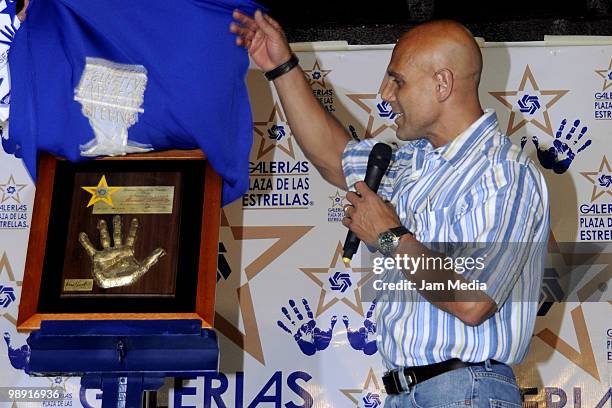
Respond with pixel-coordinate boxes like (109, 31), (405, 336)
(380, 80), (396, 103)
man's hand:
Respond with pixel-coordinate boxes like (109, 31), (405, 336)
(230, 9), (292, 72)
(341, 181), (402, 247)
(230, 9), (352, 191)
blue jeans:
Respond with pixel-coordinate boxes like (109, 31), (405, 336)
(383, 360), (522, 408)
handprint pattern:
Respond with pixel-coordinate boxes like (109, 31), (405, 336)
(343, 301), (378, 356)
(521, 118), (591, 174)
(277, 298), (336, 356)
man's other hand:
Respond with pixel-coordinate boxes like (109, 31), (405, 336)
(230, 9), (292, 73)
(342, 181), (402, 246)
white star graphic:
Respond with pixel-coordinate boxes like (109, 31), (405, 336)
(0, 174), (27, 204)
(489, 65), (568, 136)
(253, 102), (295, 160)
(328, 190), (348, 209)
(580, 156), (612, 202)
(340, 368), (386, 407)
(300, 242), (373, 316)
(346, 93), (398, 139)
(303, 60), (332, 89)
(595, 57), (612, 91)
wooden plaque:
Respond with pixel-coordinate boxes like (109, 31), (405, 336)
(17, 150), (221, 331)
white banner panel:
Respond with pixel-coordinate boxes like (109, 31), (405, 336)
(1, 41), (611, 408)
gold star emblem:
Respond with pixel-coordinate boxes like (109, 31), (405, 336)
(214, 211), (313, 365)
(595, 57), (612, 91)
(0, 252), (22, 326)
(339, 368), (386, 406)
(0, 175), (27, 204)
(489, 65), (568, 137)
(253, 102), (295, 160)
(300, 242), (374, 317)
(303, 60), (332, 88)
(81, 175), (122, 207)
(329, 190), (347, 209)
(579, 156), (612, 202)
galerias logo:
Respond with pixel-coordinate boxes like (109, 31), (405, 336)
(489, 65), (568, 136)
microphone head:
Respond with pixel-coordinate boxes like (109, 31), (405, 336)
(368, 142), (393, 170)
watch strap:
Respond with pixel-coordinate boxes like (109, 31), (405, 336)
(390, 226), (409, 238)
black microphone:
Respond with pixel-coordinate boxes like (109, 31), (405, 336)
(342, 142), (393, 264)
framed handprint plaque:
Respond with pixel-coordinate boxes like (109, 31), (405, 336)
(17, 150), (221, 331)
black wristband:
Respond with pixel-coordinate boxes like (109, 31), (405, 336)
(390, 226), (410, 237)
(264, 54), (299, 81)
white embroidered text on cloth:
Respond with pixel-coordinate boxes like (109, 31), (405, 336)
(75, 57), (152, 157)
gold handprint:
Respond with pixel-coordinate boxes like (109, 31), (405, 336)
(78, 215), (166, 288)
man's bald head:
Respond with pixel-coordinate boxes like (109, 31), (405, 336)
(394, 20), (482, 91)
(381, 19), (485, 144)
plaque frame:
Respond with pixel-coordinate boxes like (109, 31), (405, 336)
(17, 150), (221, 331)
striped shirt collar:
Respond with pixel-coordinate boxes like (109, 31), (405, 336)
(438, 109), (500, 164)
(407, 109), (501, 166)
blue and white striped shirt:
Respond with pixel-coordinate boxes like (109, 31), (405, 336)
(342, 110), (549, 369)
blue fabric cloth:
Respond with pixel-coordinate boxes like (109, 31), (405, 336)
(7, 0), (261, 205)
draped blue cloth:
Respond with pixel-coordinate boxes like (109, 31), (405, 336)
(7, 0), (261, 205)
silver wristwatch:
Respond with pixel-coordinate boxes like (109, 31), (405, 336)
(377, 226), (410, 257)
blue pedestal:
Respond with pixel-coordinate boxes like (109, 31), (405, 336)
(25, 320), (219, 408)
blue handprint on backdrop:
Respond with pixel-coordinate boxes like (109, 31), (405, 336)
(0, 0), (18, 47)
(0, 21), (16, 47)
(343, 301), (377, 356)
(521, 118), (591, 174)
(277, 298), (337, 356)
(3, 332), (30, 370)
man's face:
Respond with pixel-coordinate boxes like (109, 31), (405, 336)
(381, 44), (438, 141)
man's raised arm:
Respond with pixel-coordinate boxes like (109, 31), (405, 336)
(230, 9), (351, 190)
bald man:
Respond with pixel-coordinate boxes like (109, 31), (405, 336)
(231, 12), (548, 408)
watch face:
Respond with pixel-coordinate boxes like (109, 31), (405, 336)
(378, 231), (396, 257)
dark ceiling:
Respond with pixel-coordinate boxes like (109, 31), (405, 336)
(258, 0), (612, 43)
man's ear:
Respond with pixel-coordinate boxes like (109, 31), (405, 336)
(434, 69), (453, 102)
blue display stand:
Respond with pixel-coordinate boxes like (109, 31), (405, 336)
(25, 319), (218, 408)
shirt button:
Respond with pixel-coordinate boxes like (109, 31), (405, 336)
(455, 204), (468, 220)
